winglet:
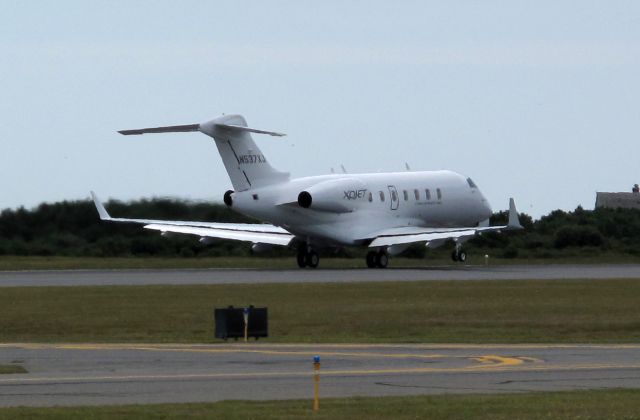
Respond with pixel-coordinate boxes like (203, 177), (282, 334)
(507, 198), (523, 230)
(90, 191), (111, 220)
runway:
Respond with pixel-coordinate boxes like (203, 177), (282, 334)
(1, 343), (639, 407)
(1, 264), (640, 287)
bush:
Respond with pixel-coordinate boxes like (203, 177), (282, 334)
(503, 246), (519, 259)
(554, 226), (604, 249)
(2, 198), (640, 259)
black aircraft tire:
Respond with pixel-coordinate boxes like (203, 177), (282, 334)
(296, 252), (307, 268)
(376, 252), (388, 268)
(366, 251), (377, 268)
(451, 250), (459, 262)
(307, 251), (319, 268)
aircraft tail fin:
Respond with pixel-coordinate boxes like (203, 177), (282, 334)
(118, 114), (289, 191)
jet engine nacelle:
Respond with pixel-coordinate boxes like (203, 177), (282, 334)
(251, 242), (275, 253)
(297, 178), (367, 213)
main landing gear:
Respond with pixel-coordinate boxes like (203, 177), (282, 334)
(297, 249), (319, 269)
(366, 250), (388, 269)
(451, 247), (467, 262)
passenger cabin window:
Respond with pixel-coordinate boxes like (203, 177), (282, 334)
(425, 189), (431, 200)
(403, 190), (408, 201)
(467, 178), (478, 188)
(368, 192), (373, 202)
(437, 188), (442, 200)
(414, 189), (420, 200)
(379, 191), (385, 202)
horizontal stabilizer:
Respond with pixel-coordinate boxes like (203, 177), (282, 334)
(216, 123), (286, 137)
(118, 122), (285, 137)
(118, 124), (200, 136)
(115, 114), (288, 191)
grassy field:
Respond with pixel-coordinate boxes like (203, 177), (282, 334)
(0, 254), (639, 271)
(0, 256), (386, 270)
(0, 365), (26, 374)
(2, 279), (640, 343)
(1, 390), (639, 419)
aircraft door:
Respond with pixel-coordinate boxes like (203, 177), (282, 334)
(388, 185), (399, 210)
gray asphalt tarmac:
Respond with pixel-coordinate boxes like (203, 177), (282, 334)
(1, 264), (640, 287)
(1, 343), (639, 407)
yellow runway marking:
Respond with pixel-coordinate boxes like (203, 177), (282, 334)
(470, 355), (525, 367)
(0, 343), (549, 365)
(1, 342), (636, 387)
(518, 356), (543, 363)
(1, 362), (639, 385)
(55, 344), (450, 361)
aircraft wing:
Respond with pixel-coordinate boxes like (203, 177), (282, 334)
(91, 192), (295, 246)
(366, 198), (523, 248)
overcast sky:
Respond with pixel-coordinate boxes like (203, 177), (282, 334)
(1, 1), (638, 218)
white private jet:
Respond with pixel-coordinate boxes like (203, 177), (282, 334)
(92, 114), (522, 268)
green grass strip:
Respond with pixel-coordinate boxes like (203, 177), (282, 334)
(0, 365), (26, 374)
(2, 279), (640, 343)
(2, 254), (640, 270)
(1, 390), (640, 419)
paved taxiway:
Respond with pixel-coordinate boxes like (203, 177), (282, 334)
(1, 264), (640, 287)
(1, 343), (639, 407)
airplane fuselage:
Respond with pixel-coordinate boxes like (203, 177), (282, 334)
(231, 170), (492, 246)
(98, 114), (520, 269)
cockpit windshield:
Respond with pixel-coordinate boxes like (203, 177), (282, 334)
(467, 178), (478, 189)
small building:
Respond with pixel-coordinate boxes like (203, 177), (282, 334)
(596, 190), (640, 210)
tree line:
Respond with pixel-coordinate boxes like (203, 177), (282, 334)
(0, 198), (253, 258)
(1, 198), (639, 259)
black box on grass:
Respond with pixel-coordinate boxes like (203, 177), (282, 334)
(214, 306), (268, 340)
